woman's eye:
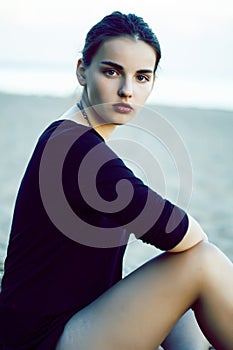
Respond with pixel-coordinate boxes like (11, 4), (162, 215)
(137, 75), (150, 82)
(104, 69), (118, 77)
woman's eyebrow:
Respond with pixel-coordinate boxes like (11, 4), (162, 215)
(100, 61), (124, 71)
(100, 60), (153, 74)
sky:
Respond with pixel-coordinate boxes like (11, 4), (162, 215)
(0, 0), (233, 109)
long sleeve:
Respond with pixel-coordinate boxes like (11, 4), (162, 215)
(60, 121), (189, 250)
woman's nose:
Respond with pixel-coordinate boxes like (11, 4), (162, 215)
(118, 78), (133, 98)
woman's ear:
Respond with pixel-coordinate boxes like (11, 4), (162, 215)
(76, 59), (87, 86)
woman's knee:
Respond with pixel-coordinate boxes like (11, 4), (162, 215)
(155, 241), (226, 294)
(189, 241), (231, 281)
(181, 242), (232, 295)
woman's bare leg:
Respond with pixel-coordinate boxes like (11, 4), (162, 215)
(161, 309), (211, 349)
(56, 242), (233, 350)
(124, 241), (211, 349)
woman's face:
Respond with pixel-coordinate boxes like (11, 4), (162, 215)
(78, 36), (157, 126)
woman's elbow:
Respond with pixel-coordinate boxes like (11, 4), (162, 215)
(168, 214), (208, 253)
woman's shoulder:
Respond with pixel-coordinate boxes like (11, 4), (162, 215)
(39, 119), (104, 145)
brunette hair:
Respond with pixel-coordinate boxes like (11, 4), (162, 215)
(82, 11), (161, 72)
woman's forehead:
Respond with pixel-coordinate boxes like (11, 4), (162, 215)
(91, 36), (157, 71)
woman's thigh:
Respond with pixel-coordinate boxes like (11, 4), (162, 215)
(56, 244), (208, 350)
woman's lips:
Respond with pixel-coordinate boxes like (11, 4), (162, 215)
(113, 103), (133, 114)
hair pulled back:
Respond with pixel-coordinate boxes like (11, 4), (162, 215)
(82, 11), (161, 72)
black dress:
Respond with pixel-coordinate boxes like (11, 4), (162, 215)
(0, 120), (188, 349)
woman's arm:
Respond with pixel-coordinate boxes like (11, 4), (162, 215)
(168, 214), (208, 253)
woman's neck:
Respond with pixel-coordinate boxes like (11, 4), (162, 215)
(80, 96), (116, 141)
(94, 123), (117, 141)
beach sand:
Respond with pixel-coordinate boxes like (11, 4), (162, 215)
(0, 92), (232, 282)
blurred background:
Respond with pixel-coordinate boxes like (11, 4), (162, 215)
(0, 0), (233, 109)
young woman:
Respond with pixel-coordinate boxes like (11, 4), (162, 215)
(0, 11), (232, 350)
